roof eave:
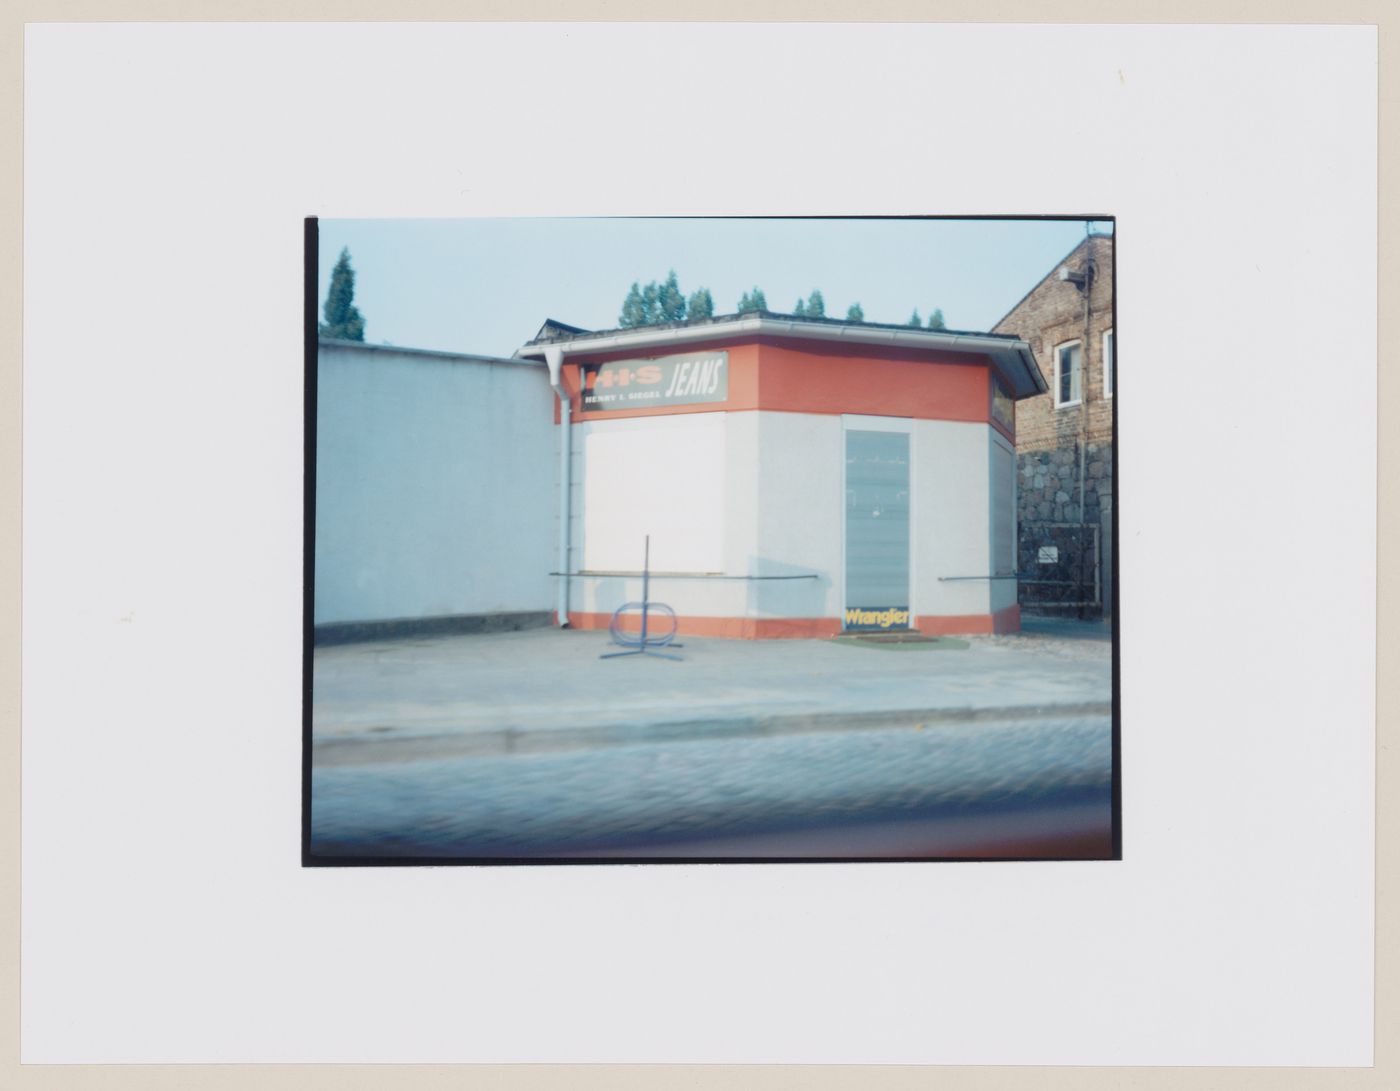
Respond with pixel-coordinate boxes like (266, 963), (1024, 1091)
(516, 317), (1047, 399)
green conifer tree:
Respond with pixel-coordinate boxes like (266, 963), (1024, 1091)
(927, 308), (946, 330)
(793, 299), (807, 316)
(641, 282), (661, 325)
(738, 287), (767, 314)
(846, 302), (865, 322)
(907, 309), (922, 327)
(619, 282), (647, 327)
(687, 287), (714, 319)
(320, 247), (366, 341)
(806, 289), (825, 317)
(658, 270), (687, 322)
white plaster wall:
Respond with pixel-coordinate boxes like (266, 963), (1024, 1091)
(911, 420), (995, 618)
(314, 343), (555, 625)
(560, 410), (1005, 624)
(566, 411), (753, 619)
(753, 412), (843, 619)
(578, 414), (726, 573)
(989, 430), (1020, 614)
(722, 411), (762, 585)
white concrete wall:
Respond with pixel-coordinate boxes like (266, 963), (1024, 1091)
(314, 342), (555, 625)
(579, 413), (726, 573)
(559, 408), (1005, 625)
(910, 420), (995, 618)
(989, 430), (1019, 614)
(565, 411), (753, 619)
(753, 413), (1000, 622)
(753, 412), (843, 619)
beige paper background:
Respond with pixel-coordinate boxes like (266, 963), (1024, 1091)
(2, 2), (1393, 1088)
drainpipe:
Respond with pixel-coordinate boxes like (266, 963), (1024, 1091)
(1078, 235), (1095, 522)
(1079, 266), (1090, 519)
(1078, 238), (1097, 620)
(545, 344), (571, 627)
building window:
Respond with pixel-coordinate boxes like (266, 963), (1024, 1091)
(1103, 329), (1114, 398)
(990, 372), (1014, 432)
(1053, 340), (1082, 408)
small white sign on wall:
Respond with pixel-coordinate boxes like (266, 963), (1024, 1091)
(1038, 545), (1059, 564)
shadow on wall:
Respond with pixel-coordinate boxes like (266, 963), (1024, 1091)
(744, 555), (830, 620)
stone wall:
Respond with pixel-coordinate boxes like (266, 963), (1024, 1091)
(1018, 441), (1112, 528)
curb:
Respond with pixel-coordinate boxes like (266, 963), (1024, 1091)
(312, 700), (1113, 767)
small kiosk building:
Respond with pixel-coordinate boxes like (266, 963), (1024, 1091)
(515, 312), (1045, 638)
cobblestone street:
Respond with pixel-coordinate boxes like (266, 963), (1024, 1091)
(312, 711), (1112, 859)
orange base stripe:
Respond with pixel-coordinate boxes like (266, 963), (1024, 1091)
(995, 604), (1021, 634)
(914, 604), (1021, 636)
(567, 605), (1020, 640)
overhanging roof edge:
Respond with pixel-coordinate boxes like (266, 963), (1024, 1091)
(516, 318), (1046, 398)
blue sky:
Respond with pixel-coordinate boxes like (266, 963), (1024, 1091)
(317, 218), (1113, 359)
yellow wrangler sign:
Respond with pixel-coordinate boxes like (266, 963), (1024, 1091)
(843, 607), (911, 630)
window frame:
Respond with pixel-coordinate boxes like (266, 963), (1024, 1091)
(1103, 329), (1114, 399)
(1052, 339), (1083, 409)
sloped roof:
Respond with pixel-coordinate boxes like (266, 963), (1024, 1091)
(517, 309), (1047, 398)
(531, 318), (591, 343)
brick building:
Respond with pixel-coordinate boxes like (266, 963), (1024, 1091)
(992, 233), (1114, 617)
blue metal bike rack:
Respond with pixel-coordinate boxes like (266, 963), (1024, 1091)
(602, 535), (684, 661)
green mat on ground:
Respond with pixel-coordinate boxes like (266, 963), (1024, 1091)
(830, 634), (970, 651)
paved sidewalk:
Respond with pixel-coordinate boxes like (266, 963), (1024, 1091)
(312, 623), (1112, 763)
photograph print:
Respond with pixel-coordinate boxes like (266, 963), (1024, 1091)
(305, 215), (1117, 863)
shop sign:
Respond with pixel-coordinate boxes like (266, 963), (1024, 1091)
(581, 351), (728, 412)
(843, 606), (911, 631)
